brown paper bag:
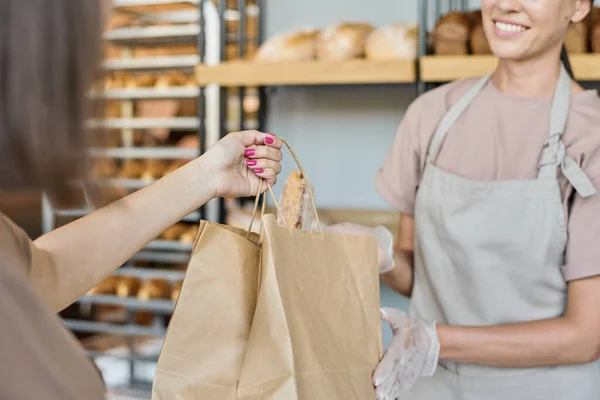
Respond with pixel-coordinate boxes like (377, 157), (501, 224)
(152, 222), (261, 399)
(236, 141), (383, 399)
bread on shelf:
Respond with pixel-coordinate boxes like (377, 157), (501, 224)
(160, 223), (188, 241)
(91, 158), (119, 179)
(116, 276), (142, 298)
(87, 276), (119, 296)
(137, 278), (172, 301)
(468, 10), (492, 54)
(171, 281), (183, 302)
(566, 20), (589, 53)
(254, 28), (320, 62)
(140, 160), (166, 181)
(433, 11), (472, 55)
(365, 23), (418, 60)
(117, 160), (145, 179)
(317, 22), (375, 61)
(179, 225), (199, 243)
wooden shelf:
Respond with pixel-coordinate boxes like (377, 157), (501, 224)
(420, 54), (600, 82)
(195, 59), (417, 86)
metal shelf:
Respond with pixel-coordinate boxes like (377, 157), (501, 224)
(53, 208), (200, 223)
(88, 117), (199, 130)
(104, 24), (200, 46)
(90, 86), (200, 100)
(89, 147), (198, 159)
(63, 319), (166, 337)
(87, 351), (159, 363)
(145, 239), (193, 252)
(79, 295), (175, 313)
(114, 267), (186, 281)
(112, 0), (199, 10)
(103, 55), (200, 71)
(130, 250), (192, 264)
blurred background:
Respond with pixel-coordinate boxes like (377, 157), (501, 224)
(10, 0), (600, 398)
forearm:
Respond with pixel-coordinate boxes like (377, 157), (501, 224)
(33, 158), (215, 311)
(381, 250), (414, 297)
(438, 316), (600, 368)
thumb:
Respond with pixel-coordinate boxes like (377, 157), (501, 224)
(380, 308), (410, 331)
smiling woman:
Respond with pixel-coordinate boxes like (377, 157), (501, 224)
(327, 0), (600, 399)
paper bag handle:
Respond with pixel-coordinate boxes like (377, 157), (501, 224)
(246, 137), (322, 234)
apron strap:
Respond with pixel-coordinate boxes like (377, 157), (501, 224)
(425, 74), (491, 165)
(537, 65), (597, 198)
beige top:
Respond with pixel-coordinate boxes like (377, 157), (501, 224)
(376, 77), (600, 282)
(0, 214), (105, 399)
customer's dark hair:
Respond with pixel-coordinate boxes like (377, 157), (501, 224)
(0, 0), (104, 202)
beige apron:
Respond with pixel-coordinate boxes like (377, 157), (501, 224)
(406, 64), (600, 399)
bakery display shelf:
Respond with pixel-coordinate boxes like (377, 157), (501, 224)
(420, 54), (600, 82)
(145, 239), (194, 252)
(54, 208), (200, 223)
(79, 295), (175, 313)
(112, 0), (199, 11)
(90, 86), (200, 100)
(194, 59), (417, 86)
(89, 147), (198, 159)
(87, 351), (159, 363)
(88, 117), (200, 130)
(104, 24), (200, 46)
(114, 267), (187, 281)
(103, 55), (200, 71)
(130, 250), (191, 264)
(63, 319), (166, 337)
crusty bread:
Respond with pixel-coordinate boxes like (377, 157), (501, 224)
(116, 276), (142, 298)
(433, 11), (472, 55)
(317, 22), (375, 60)
(254, 28), (320, 62)
(365, 23), (418, 60)
(137, 279), (171, 301)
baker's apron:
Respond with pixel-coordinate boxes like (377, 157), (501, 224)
(406, 64), (600, 399)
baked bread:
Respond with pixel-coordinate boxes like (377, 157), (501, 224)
(433, 11), (472, 55)
(254, 28), (320, 62)
(137, 279), (171, 301)
(468, 10), (492, 54)
(277, 170), (316, 230)
(87, 276), (119, 295)
(116, 276), (142, 298)
(317, 22), (375, 60)
(365, 23), (418, 60)
(179, 225), (199, 243)
(117, 160), (144, 179)
(155, 71), (189, 87)
(566, 20), (589, 53)
(171, 281), (183, 302)
(160, 223), (188, 240)
(91, 158), (119, 178)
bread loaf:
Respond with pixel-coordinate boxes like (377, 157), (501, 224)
(317, 22), (375, 60)
(117, 160), (144, 179)
(171, 281), (183, 302)
(566, 20), (589, 53)
(365, 23), (418, 60)
(140, 160), (166, 181)
(137, 279), (171, 301)
(87, 276), (119, 296)
(116, 276), (142, 298)
(434, 11), (472, 55)
(468, 10), (492, 54)
(179, 225), (199, 243)
(277, 170), (316, 230)
(588, 7), (600, 53)
(91, 158), (119, 178)
(254, 28), (319, 62)
(160, 223), (188, 240)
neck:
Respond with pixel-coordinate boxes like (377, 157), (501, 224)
(491, 49), (563, 98)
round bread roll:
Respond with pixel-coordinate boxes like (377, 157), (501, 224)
(137, 278), (171, 301)
(179, 225), (199, 243)
(160, 223), (188, 240)
(171, 281), (183, 302)
(140, 160), (167, 181)
(87, 276), (119, 296)
(117, 159), (144, 179)
(365, 23), (418, 60)
(116, 276), (142, 298)
(433, 11), (472, 55)
(254, 28), (320, 62)
(317, 22), (375, 61)
(91, 158), (119, 178)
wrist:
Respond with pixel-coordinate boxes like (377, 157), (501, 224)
(182, 157), (219, 204)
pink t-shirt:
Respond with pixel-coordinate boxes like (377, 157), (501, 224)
(376, 77), (600, 282)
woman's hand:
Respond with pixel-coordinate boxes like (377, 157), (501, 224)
(200, 130), (283, 198)
(373, 308), (440, 400)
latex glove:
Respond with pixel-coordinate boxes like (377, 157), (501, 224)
(323, 223), (395, 273)
(373, 308), (440, 400)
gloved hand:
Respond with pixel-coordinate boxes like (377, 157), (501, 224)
(373, 308), (440, 400)
(323, 223), (395, 273)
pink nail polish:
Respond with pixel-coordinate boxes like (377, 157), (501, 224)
(246, 159), (257, 166)
(245, 149), (255, 157)
(254, 168), (264, 174)
(264, 137), (274, 145)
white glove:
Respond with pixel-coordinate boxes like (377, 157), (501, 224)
(373, 308), (440, 400)
(323, 223), (395, 273)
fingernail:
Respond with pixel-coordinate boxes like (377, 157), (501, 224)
(246, 159), (257, 166)
(245, 149), (255, 157)
(264, 137), (274, 145)
(254, 168), (264, 174)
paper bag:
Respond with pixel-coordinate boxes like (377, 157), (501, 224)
(152, 221), (261, 400)
(237, 140), (383, 399)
